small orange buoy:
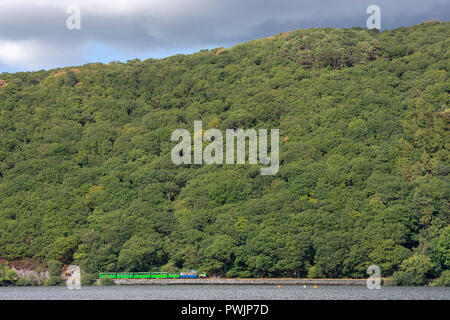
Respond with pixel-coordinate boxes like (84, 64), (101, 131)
(277, 285), (282, 288)
(314, 285), (318, 289)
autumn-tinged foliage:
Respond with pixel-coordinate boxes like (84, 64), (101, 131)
(0, 22), (448, 283)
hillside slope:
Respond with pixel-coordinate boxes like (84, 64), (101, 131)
(0, 21), (448, 283)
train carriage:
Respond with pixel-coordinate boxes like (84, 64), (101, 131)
(116, 272), (134, 279)
(134, 272), (152, 279)
(151, 272), (168, 278)
(168, 273), (181, 278)
(180, 272), (198, 278)
(99, 272), (117, 279)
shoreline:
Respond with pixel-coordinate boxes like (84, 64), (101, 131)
(111, 278), (369, 286)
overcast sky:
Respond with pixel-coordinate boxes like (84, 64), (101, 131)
(0, 0), (448, 73)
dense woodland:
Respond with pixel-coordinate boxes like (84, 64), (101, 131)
(0, 21), (448, 285)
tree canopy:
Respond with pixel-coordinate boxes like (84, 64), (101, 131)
(0, 21), (448, 282)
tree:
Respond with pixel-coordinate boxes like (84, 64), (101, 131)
(394, 254), (435, 286)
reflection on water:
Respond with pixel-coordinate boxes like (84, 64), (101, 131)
(0, 285), (449, 300)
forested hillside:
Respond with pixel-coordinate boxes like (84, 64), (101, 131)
(0, 21), (448, 284)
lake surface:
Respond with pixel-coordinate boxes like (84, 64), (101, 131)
(0, 285), (448, 300)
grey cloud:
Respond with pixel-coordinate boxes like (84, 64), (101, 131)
(0, 0), (448, 70)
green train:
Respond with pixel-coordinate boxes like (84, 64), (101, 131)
(99, 272), (206, 279)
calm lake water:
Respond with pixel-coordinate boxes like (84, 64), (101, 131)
(0, 285), (448, 300)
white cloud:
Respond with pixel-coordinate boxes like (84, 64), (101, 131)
(0, 38), (85, 70)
